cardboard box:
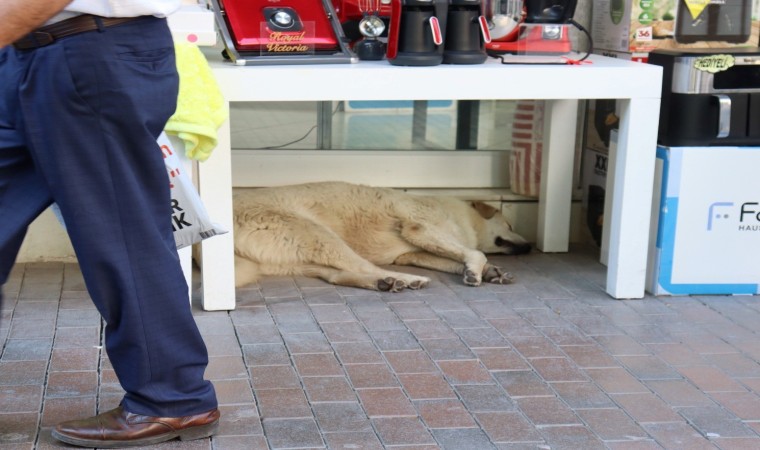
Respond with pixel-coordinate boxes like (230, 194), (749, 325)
(167, 4), (218, 46)
(584, 99), (620, 154)
(592, 0), (760, 62)
(647, 145), (760, 296)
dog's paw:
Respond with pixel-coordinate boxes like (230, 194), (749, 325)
(463, 269), (482, 286)
(483, 265), (514, 285)
(377, 277), (407, 292)
(408, 277), (431, 290)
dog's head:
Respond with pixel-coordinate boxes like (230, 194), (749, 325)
(471, 202), (532, 255)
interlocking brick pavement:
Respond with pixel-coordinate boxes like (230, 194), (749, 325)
(4, 247), (760, 449)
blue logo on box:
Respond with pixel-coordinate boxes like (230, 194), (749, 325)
(705, 202), (760, 231)
(707, 202), (733, 231)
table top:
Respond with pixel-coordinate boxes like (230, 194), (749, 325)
(202, 47), (663, 103)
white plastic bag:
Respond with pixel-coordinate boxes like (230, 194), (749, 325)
(158, 132), (227, 249)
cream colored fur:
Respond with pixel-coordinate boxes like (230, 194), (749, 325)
(233, 181), (531, 292)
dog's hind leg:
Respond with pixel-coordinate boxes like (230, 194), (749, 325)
(397, 224), (488, 286)
(300, 265), (428, 292)
(394, 252), (465, 274)
(289, 234), (431, 291)
(235, 217), (430, 292)
(395, 252), (515, 286)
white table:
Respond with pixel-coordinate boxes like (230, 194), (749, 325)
(194, 52), (663, 309)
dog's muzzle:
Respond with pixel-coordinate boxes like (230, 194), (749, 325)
(495, 237), (532, 255)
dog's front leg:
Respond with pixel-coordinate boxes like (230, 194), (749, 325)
(396, 253), (515, 286)
(482, 263), (514, 285)
(394, 252), (465, 274)
(397, 223), (487, 286)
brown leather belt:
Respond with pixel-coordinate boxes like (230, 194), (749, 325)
(13, 14), (146, 50)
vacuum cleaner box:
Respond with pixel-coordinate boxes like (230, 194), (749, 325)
(647, 145), (760, 296)
(592, 0), (760, 62)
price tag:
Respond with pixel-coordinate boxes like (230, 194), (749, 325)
(636, 27), (653, 41)
(683, 0), (712, 20)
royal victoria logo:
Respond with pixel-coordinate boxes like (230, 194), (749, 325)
(707, 201), (760, 231)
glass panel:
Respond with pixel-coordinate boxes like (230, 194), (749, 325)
(230, 100), (526, 151)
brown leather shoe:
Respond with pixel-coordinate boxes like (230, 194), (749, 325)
(51, 406), (220, 448)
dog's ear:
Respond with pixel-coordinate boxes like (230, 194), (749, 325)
(471, 201), (499, 219)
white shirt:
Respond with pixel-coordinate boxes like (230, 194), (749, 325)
(48, 0), (182, 24)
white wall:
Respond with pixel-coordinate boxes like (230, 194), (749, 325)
(18, 208), (76, 263)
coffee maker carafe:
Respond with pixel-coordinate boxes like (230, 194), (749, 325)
(443, 0), (491, 64)
(386, 0), (448, 66)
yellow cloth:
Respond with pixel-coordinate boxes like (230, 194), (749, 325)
(165, 43), (227, 162)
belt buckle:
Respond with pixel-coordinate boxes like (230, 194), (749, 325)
(29, 31), (55, 47)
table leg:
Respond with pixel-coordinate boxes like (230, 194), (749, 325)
(317, 101), (333, 150)
(412, 100), (428, 148)
(197, 109), (237, 310)
(537, 99), (578, 253)
(604, 97), (661, 299)
(456, 100), (479, 150)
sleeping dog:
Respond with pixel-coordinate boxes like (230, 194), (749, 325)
(233, 181), (531, 292)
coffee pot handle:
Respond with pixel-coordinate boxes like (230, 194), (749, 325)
(478, 15), (492, 43)
(429, 16), (443, 46)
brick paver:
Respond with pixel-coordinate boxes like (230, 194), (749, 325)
(5, 248), (760, 448)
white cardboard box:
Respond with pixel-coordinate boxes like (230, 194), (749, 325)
(167, 3), (217, 46)
(647, 145), (760, 296)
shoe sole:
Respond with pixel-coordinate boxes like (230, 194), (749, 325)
(51, 420), (219, 448)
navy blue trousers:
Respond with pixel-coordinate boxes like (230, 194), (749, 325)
(0, 17), (217, 417)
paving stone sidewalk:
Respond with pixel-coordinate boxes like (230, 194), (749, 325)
(3, 246), (760, 449)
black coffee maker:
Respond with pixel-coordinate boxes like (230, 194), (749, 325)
(386, 0), (448, 66)
(443, 0), (491, 64)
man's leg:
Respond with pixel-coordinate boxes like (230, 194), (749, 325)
(0, 146), (54, 312)
(0, 147), (53, 273)
(0, 48), (55, 313)
(18, 18), (217, 418)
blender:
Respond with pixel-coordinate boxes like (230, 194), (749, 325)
(485, 0), (577, 55)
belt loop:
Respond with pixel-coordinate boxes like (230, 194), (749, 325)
(94, 16), (105, 32)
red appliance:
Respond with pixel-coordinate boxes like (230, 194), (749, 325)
(485, 0), (575, 55)
(210, 0), (356, 65)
